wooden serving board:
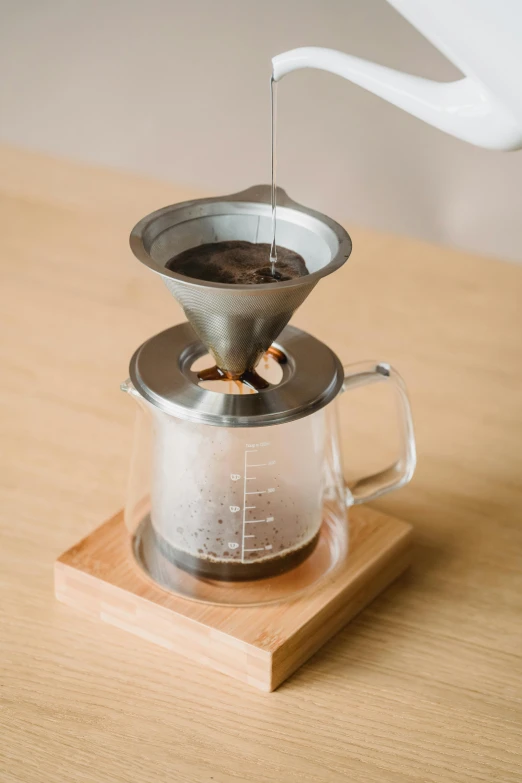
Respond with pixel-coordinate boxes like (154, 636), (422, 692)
(55, 507), (412, 691)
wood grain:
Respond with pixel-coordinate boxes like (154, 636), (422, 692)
(54, 508), (412, 691)
(1, 145), (522, 781)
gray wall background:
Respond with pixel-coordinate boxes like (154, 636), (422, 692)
(1, 0), (521, 261)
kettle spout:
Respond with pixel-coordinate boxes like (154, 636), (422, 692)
(272, 47), (522, 151)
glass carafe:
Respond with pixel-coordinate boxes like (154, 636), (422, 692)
(122, 323), (415, 605)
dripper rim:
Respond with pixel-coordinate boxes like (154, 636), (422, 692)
(129, 184), (352, 291)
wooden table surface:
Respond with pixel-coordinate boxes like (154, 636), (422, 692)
(1, 145), (521, 782)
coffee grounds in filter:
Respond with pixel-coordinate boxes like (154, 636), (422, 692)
(165, 240), (309, 284)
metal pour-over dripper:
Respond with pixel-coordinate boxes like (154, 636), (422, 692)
(130, 185), (352, 377)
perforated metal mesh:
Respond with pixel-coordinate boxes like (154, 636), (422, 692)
(163, 276), (317, 376)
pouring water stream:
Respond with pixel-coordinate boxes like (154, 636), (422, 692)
(269, 76), (277, 276)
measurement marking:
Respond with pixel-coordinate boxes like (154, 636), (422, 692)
(241, 449), (248, 563)
(243, 446), (274, 562)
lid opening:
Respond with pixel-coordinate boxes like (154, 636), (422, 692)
(191, 351), (285, 395)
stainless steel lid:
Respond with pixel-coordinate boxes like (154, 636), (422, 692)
(129, 322), (344, 427)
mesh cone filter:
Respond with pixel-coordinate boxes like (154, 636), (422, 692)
(161, 276), (315, 377)
(130, 185), (352, 377)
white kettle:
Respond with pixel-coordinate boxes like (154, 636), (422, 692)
(272, 0), (522, 151)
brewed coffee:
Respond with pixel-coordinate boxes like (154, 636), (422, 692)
(165, 240), (308, 284)
(151, 525), (320, 581)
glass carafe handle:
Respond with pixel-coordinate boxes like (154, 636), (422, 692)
(341, 362), (416, 505)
